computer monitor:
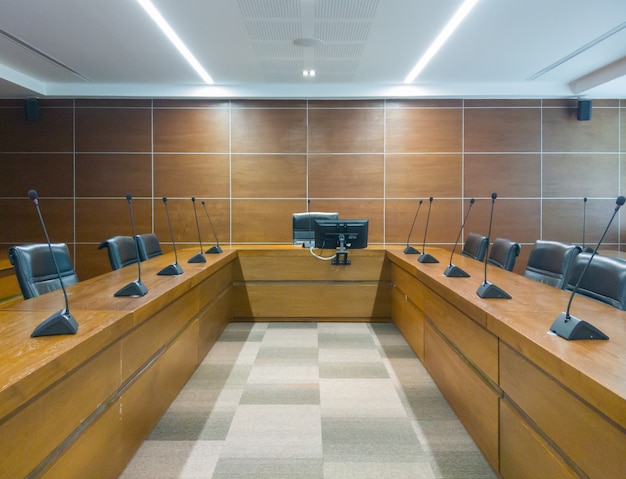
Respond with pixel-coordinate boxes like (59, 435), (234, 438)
(313, 219), (368, 265)
(292, 212), (339, 247)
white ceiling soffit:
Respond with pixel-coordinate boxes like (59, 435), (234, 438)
(0, 0), (625, 99)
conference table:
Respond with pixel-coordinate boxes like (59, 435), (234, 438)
(0, 246), (624, 479)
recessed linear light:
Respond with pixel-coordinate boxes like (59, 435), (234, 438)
(404, 0), (480, 83)
(136, 0), (213, 84)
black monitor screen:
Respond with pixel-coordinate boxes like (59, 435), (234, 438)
(314, 220), (368, 250)
(292, 212), (339, 246)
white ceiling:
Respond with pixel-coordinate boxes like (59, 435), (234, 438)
(0, 0), (625, 99)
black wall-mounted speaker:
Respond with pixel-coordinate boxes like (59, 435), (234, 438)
(24, 98), (39, 122)
(577, 100), (592, 121)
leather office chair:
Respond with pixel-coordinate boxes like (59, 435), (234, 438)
(524, 240), (582, 289)
(8, 243), (79, 300)
(487, 238), (521, 272)
(98, 236), (139, 270)
(136, 233), (162, 261)
(563, 253), (626, 310)
(461, 233), (489, 261)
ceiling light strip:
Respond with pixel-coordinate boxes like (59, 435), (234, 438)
(0, 28), (92, 82)
(528, 21), (626, 81)
(404, 0), (480, 84)
(136, 0), (213, 84)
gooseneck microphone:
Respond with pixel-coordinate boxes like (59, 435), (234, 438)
(158, 197), (183, 275)
(550, 195), (626, 340)
(404, 199), (423, 254)
(201, 200), (223, 254)
(27, 190), (79, 337)
(581, 197), (593, 253)
(115, 193), (148, 297)
(188, 197), (207, 263)
(444, 198), (475, 277)
(476, 192), (511, 299)
(418, 197), (438, 263)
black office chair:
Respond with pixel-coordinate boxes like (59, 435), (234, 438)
(487, 238), (521, 272)
(136, 233), (162, 261)
(563, 253), (626, 310)
(98, 236), (139, 270)
(461, 233), (489, 261)
(523, 240), (582, 289)
(8, 243), (79, 300)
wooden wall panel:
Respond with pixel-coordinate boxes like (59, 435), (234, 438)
(385, 107), (462, 153)
(75, 198), (153, 243)
(464, 154), (541, 198)
(232, 154), (306, 198)
(542, 154), (619, 197)
(231, 107), (307, 153)
(0, 102), (73, 152)
(153, 108), (229, 152)
(154, 153), (230, 198)
(308, 106), (384, 153)
(0, 99), (623, 279)
(232, 199), (303, 243)
(76, 107), (151, 152)
(153, 198), (230, 244)
(0, 153), (73, 197)
(75, 154), (152, 197)
(0, 199), (74, 244)
(386, 154), (462, 198)
(543, 106), (619, 152)
(465, 108), (541, 152)
(542, 198), (619, 245)
(308, 154), (384, 198)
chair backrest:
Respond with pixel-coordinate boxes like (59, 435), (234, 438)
(292, 212), (339, 245)
(564, 253), (626, 310)
(524, 240), (582, 289)
(136, 233), (162, 261)
(461, 233), (489, 261)
(8, 243), (79, 300)
(98, 236), (139, 270)
(487, 238), (521, 272)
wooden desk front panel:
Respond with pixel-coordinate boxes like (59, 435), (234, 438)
(424, 322), (500, 470)
(500, 342), (626, 479)
(232, 248), (390, 321)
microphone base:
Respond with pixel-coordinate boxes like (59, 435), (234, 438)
(188, 252), (207, 263)
(115, 280), (148, 297)
(550, 312), (609, 340)
(403, 245), (420, 254)
(418, 252), (439, 263)
(444, 264), (470, 277)
(158, 262), (184, 276)
(205, 245), (223, 254)
(31, 309), (79, 337)
(477, 281), (511, 299)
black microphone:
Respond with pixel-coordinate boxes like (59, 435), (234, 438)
(476, 192), (511, 299)
(418, 197), (438, 263)
(201, 200), (223, 254)
(305, 199), (313, 248)
(404, 199), (423, 254)
(157, 197), (184, 275)
(188, 197), (207, 263)
(444, 198), (475, 277)
(582, 197), (593, 253)
(27, 189), (79, 337)
(550, 195), (625, 340)
(115, 193), (148, 296)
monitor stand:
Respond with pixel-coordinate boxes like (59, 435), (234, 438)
(332, 234), (351, 265)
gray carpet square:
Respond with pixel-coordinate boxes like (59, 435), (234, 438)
(319, 362), (389, 379)
(239, 383), (320, 405)
(212, 458), (323, 479)
(318, 333), (376, 349)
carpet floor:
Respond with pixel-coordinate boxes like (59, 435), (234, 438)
(120, 321), (497, 478)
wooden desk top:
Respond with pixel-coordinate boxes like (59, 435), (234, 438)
(0, 248), (237, 421)
(386, 247), (626, 429)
